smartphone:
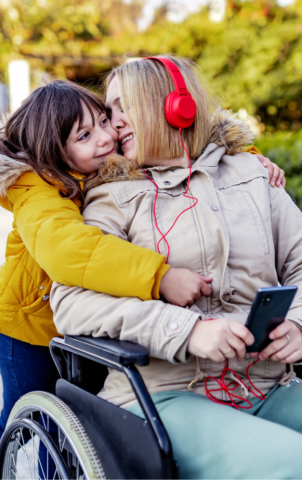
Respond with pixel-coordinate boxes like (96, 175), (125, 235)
(245, 286), (297, 353)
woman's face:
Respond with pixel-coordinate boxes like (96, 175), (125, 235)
(106, 76), (137, 162)
(106, 75), (189, 168)
(65, 103), (118, 174)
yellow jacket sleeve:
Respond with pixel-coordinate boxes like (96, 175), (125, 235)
(243, 145), (262, 155)
(7, 172), (169, 300)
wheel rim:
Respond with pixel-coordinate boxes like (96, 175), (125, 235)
(0, 418), (70, 479)
(7, 407), (88, 479)
(3, 392), (106, 480)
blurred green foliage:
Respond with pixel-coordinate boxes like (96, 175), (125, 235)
(1, 0), (302, 204)
(110, 0), (302, 132)
(255, 131), (302, 208)
(1, 0), (302, 131)
(0, 0), (143, 81)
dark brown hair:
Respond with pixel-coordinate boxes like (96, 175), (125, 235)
(0, 80), (107, 202)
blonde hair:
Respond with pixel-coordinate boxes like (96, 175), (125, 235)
(106, 55), (215, 164)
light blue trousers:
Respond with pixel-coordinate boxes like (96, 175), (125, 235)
(128, 380), (302, 479)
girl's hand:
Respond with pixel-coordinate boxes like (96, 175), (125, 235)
(256, 155), (286, 187)
(159, 268), (212, 307)
(188, 318), (254, 363)
(259, 320), (302, 364)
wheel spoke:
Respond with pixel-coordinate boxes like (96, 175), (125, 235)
(19, 428), (37, 479)
(59, 433), (66, 453)
(16, 438), (40, 478)
(30, 430), (46, 479)
(40, 412), (47, 431)
(10, 450), (20, 480)
(31, 429), (35, 476)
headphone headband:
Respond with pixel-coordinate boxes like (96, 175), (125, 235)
(143, 56), (197, 129)
(144, 57), (188, 96)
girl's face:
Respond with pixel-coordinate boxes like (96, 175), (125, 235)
(106, 76), (137, 162)
(65, 103), (118, 173)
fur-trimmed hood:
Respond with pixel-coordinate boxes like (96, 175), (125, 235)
(209, 109), (254, 155)
(0, 114), (34, 199)
(0, 154), (34, 199)
(0, 108), (254, 199)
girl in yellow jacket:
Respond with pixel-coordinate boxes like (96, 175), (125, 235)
(0, 79), (284, 436)
(0, 80), (213, 435)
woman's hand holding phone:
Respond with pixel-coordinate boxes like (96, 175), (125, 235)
(188, 318), (255, 363)
(159, 268), (212, 306)
(258, 320), (302, 364)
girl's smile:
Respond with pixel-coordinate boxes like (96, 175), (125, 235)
(65, 102), (118, 174)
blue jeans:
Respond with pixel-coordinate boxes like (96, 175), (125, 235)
(0, 333), (59, 436)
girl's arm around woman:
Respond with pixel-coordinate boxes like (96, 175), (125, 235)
(1, 165), (168, 300)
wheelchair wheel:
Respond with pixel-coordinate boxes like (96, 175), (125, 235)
(0, 391), (106, 480)
(0, 417), (69, 479)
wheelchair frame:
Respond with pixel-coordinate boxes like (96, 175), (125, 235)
(49, 335), (178, 479)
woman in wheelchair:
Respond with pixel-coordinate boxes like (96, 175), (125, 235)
(51, 56), (302, 479)
(0, 79), (216, 440)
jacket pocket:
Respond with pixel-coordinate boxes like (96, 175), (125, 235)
(239, 192), (270, 255)
(21, 295), (49, 314)
(21, 279), (52, 314)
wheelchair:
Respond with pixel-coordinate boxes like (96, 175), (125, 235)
(0, 335), (178, 479)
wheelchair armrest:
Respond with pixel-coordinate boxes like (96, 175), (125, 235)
(50, 335), (172, 459)
(64, 335), (150, 367)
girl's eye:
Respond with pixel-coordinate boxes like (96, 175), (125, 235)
(78, 132), (90, 141)
(100, 116), (109, 126)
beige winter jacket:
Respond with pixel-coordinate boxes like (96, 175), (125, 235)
(51, 111), (302, 408)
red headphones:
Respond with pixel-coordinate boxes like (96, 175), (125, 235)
(142, 56), (198, 263)
(144, 57), (197, 129)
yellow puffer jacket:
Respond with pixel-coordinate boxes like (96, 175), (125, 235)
(0, 154), (169, 346)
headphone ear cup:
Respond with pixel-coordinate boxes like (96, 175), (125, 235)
(165, 91), (196, 129)
(164, 92), (178, 128)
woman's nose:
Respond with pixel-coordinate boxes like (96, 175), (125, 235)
(110, 112), (125, 131)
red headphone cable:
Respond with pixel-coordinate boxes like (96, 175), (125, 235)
(205, 358), (266, 410)
(142, 100), (266, 408)
(143, 128), (198, 263)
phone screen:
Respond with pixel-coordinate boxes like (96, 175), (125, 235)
(245, 286), (297, 353)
